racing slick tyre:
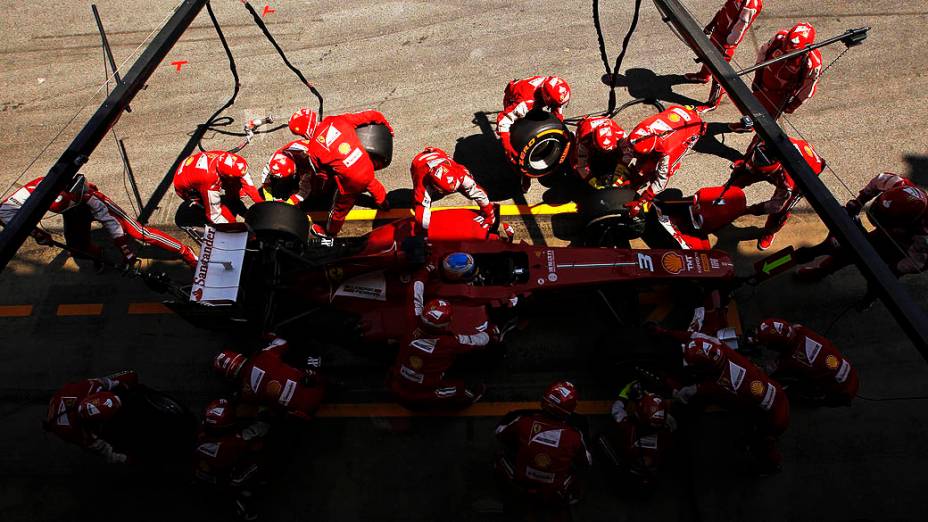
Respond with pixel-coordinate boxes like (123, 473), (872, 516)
(509, 110), (572, 178)
(356, 123), (393, 170)
(577, 187), (644, 247)
(245, 201), (309, 246)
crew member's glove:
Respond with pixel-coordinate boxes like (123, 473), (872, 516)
(845, 199), (863, 216)
(672, 385), (697, 405)
(479, 206), (497, 228)
(113, 235), (137, 266)
(31, 229), (53, 246)
(474, 213), (493, 229)
(378, 199), (391, 211)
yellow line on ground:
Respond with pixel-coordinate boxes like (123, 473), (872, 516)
(0, 305), (33, 317)
(56, 304), (104, 316)
(315, 400), (612, 418)
(127, 302), (173, 315)
(307, 203), (578, 222)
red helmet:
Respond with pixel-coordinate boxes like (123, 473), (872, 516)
(213, 350), (247, 379)
(682, 337), (725, 369)
(593, 122), (624, 152)
(203, 398), (235, 429)
(420, 299), (453, 330)
(215, 152), (249, 179)
(427, 163), (464, 194)
(629, 126), (658, 156)
(268, 153), (297, 179)
(541, 76), (571, 107)
(289, 108), (318, 138)
(868, 184), (928, 228)
(541, 380), (578, 417)
(755, 318), (796, 348)
(784, 23), (816, 50)
(750, 138), (825, 176)
(78, 392), (122, 422)
(636, 393), (668, 428)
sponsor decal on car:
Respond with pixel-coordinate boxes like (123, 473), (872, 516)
(661, 252), (685, 274)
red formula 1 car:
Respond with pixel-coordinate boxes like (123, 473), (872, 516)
(171, 202), (735, 343)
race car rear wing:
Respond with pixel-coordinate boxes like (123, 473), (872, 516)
(189, 226), (248, 305)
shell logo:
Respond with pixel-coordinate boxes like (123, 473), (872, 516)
(668, 113), (681, 123)
(266, 380), (282, 396)
(661, 252), (685, 274)
(825, 355), (839, 370)
(409, 355), (424, 370)
(750, 380), (765, 397)
(338, 142), (351, 155)
(534, 453), (552, 469)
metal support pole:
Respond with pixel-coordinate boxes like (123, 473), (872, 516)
(91, 4), (132, 113)
(117, 139), (144, 214)
(0, 0), (209, 272)
(652, 0), (928, 351)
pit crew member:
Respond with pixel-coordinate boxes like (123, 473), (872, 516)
(496, 75), (571, 191)
(388, 298), (491, 408)
(410, 146), (495, 233)
(495, 381), (592, 505)
(796, 172), (928, 280)
(685, 0), (764, 107)
(44, 370), (139, 464)
(623, 105), (707, 215)
(288, 107), (394, 237)
(599, 380), (676, 486)
(1, 175), (197, 267)
(213, 335), (326, 420)
(571, 116), (627, 188)
(730, 22), (822, 131)
(173, 151), (263, 225)
(193, 398), (269, 521)
(750, 318), (859, 406)
(661, 329), (790, 473)
(729, 137), (826, 250)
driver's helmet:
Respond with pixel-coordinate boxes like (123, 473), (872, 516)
(78, 392), (122, 422)
(541, 76), (571, 107)
(636, 392), (668, 428)
(268, 153), (297, 180)
(215, 152), (249, 179)
(867, 184), (928, 228)
(541, 380), (578, 418)
(441, 252), (477, 282)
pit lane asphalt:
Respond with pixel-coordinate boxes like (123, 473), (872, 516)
(2, 0), (928, 520)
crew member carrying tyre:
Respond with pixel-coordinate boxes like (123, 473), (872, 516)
(622, 105), (707, 216)
(288, 107), (394, 237)
(728, 137), (826, 250)
(0, 175), (197, 268)
(173, 151), (263, 225)
(685, 0), (764, 108)
(44, 370), (139, 464)
(213, 334), (326, 421)
(571, 116), (627, 189)
(796, 172), (928, 280)
(193, 398), (270, 521)
(749, 318), (859, 406)
(497, 75), (571, 192)
(495, 381), (592, 505)
(660, 330), (790, 474)
(388, 299), (492, 408)
(729, 22), (822, 132)
(410, 146), (496, 233)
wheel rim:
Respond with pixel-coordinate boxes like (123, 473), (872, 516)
(527, 137), (563, 171)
